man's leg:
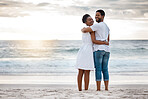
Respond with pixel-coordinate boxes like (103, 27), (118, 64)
(77, 69), (84, 91)
(102, 52), (110, 90)
(94, 50), (104, 91)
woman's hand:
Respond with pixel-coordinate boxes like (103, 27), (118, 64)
(81, 27), (93, 33)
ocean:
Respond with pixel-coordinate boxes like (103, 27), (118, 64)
(0, 40), (148, 77)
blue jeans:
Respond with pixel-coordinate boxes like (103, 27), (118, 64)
(93, 50), (110, 81)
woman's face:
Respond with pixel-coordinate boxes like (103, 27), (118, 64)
(86, 17), (94, 26)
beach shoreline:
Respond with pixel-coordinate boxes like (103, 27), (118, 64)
(0, 75), (148, 85)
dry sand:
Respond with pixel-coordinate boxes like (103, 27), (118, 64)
(0, 84), (148, 99)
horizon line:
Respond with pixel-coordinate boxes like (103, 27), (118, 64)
(0, 39), (148, 41)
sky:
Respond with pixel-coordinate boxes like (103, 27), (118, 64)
(0, 0), (148, 40)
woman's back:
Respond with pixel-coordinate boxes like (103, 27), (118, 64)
(82, 33), (93, 45)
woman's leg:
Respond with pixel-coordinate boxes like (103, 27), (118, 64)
(102, 52), (110, 90)
(77, 69), (84, 91)
(84, 70), (90, 90)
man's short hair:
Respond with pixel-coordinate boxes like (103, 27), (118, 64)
(96, 9), (105, 16)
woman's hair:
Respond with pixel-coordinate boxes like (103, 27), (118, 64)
(82, 14), (90, 23)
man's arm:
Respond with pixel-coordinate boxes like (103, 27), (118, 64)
(107, 34), (110, 42)
(81, 27), (93, 33)
(91, 32), (109, 45)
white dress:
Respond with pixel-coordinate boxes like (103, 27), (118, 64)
(75, 32), (95, 70)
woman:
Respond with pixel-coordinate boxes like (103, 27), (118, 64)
(75, 14), (109, 91)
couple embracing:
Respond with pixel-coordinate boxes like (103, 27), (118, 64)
(76, 9), (110, 91)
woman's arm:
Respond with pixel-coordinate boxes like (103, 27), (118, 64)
(81, 27), (93, 33)
(91, 32), (109, 45)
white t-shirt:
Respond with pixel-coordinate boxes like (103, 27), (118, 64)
(90, 22), (110, 52)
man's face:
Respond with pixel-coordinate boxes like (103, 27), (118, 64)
(95, 12), (102, 22)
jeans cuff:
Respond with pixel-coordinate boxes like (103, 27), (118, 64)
(96, 79), (102, 81)
(104, 79), (109, 81)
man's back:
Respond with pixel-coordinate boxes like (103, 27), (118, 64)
(90, 22), (110, 52)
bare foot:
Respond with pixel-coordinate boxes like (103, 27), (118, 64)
(96, 89), (101, 91)
(105, 89), (108, 91)
(79, 89), (82, 91)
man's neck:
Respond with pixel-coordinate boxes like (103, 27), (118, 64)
(97, 21), (103, 23)
(97, 19), (104, 23)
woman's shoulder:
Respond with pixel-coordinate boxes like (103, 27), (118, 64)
(84, 26), (89, 28)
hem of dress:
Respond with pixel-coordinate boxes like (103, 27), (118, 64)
(76, 67), (94, 71)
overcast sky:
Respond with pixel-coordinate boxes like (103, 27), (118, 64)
(0, 0), (148, 40)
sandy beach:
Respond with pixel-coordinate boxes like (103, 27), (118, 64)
(0, 75), (148, 99)
(0, 84), (147, 99)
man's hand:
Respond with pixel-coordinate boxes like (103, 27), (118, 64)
(104, 41), (109, 45)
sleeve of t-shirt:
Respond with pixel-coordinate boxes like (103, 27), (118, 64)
(108, 27), (110, 34)
(90, 23), (98, 31)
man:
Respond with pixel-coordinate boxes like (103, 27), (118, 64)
(81, 9), (110, 91)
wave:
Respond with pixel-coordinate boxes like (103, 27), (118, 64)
(111, 47), (148, 51)
(65, 48), (79, 52)
(137, 47), (147, 50)
(52, 48), (79, 53)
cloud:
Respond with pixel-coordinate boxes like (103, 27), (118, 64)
(85, 0), (148, 19)
(0, 0), (147, 20)
(0, 0), (45, 17)
(39, 0), (148, 19)
(144, 13), (148, 17)
(37, 3), (50, 6)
